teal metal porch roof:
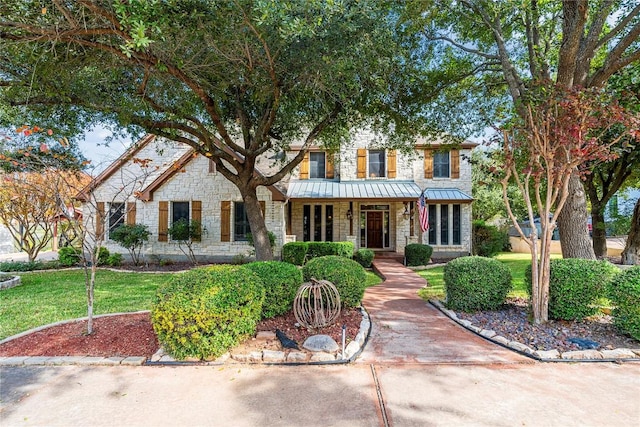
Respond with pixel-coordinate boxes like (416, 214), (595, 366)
(287, 180), (472, 201)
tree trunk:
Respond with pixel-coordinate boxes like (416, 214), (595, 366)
(621, 197), (640, 265)
(241, 186), (274, 261)
(557, 175), (596, 259)
(591, 205), (608, 258)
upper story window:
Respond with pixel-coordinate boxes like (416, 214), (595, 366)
(368, 150), (386, 178)
(433, 152), (450, 178)
(309, 152), (326, 179)
(108, 202), (125, 234)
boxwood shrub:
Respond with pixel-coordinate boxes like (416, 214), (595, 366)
(525, 259), (618, 320)
(244, 261), (303, 319)
(282, 242), (309, 266)
(608, 266), (640, 340)
(472, 220), (510, 257)
(444, 256), (512, 311)
(405, 243), (433, 266)
(58, 246), (81, 267)
(353, 249), (375, 268)
(151, 265), (265, 360)
(302, 255), (366, 308)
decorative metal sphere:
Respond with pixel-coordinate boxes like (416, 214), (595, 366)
(293, 278), (341, 329)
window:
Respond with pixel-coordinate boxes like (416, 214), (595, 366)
(368, 150), (386, 178)
(425, 203), (463, 246)
(234, 202), (250, 241)
(108, 202), (125, 234)
(172, 201), (189, 225)
(302, 204), (334, 242)
(428, 205), (437, 245)
(309, 152), (326, 179)
(433, 151), (450, 178)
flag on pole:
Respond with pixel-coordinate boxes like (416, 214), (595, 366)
(418, 191), (429, 232)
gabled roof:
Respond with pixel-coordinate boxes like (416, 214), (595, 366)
(75, 134), (156, 202)
(137, 148), (197, 201)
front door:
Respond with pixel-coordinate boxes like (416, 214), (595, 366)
(367, 211), (383, 248)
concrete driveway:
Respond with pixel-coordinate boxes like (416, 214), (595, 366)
(1, 362), (639, 426)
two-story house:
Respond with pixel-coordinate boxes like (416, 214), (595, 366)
(79, 130), (474, 261)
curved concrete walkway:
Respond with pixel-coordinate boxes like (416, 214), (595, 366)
(357, 259), (532, 365)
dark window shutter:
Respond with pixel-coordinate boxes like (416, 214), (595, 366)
(424, 149), (433, 179)
(326, 153), (335, 179)
(451, 149), (460, 179)
(357, 148), (367, 178)
(300, 152), (309, 179)
(158, 201), (168, 242)
(221, 201), (231, 242)
(191, 200), (202, 242)
(126, 202), (136, 225)
(96, 202), (105, 240)
(387, 150), (397, 178)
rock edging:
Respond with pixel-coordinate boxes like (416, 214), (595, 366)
(0, 273), (21, 290)
(148, 307), (371, 365)
(429, 299), (640, 362)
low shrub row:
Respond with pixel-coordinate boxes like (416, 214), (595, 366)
(151, 256), (367, 360)
(443, 256), (638, 342)
(282, 241), (354, 265)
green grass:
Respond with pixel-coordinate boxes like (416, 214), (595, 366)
(416, 252), (562, 300)
(365, 270), (383, 287)
(0, 269), (173, 340)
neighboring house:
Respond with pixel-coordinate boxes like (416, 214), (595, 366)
(79, 131), (475, 261)
(606, 188), (640, 220)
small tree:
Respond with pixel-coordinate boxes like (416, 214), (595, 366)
(167, 219), (202, 265)
(499, 83), (639, 324)
(109, 223), (150, 266)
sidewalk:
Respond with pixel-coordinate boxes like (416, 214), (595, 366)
(0, 250), (58, 263)
(357, 258), (531, 365)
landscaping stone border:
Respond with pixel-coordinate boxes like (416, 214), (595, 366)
(430, 299), (640, 362)
(0, 273), (21, 290)
(147, 307), (372, 366)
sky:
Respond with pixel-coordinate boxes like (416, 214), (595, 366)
(78, 125), (135, 173)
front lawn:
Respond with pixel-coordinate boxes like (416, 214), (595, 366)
(0, 269), (173, 340)
(417, 252), (562, 300)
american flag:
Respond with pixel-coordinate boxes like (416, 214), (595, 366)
(418, 191), (429, 232)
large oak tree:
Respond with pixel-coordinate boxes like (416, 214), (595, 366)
(408, 0), (640, 259)
(0, 0), (423, 261)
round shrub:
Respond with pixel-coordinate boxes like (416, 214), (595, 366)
(444, 256), (512, 311)
(353, 249), (375, 268)
(151, 265), (265, 360)
(302, 256), (366, 308)
(525, 259), (618, 320)
(608, 266), (640, 340)
(58, 246), (80, 267)
(472, 220), (510, 257)
(405, 243), (433, 266)
(244, 261), (303, 319)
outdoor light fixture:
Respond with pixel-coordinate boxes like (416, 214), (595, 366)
(346, 209), (353, 220)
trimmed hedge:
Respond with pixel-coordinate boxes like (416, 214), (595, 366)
(151, 265), (265, 360)
(302, 255), (366, 308)
(405, 243), (433, 266)
(608, 266), (640, 340)
(444, 256), (512, 311)
(244, 261), (303, 319)
(525, 259), (618, 320)
(353, 249), (375, 268)
(282, 242), (309, 266)
(282, 241), (354, 265)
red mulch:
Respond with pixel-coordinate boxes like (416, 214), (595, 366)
(0, 309), (364, 358)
